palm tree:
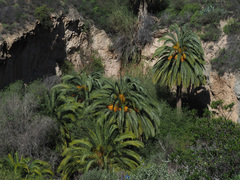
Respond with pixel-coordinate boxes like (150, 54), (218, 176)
(43, 72), (103, 148)
(52, 72), (103, 105)
(0, 152), (53, 178)
(152, 24), (205, 111)
(58, 123), (143, 180)
(86, 77), (160, 139)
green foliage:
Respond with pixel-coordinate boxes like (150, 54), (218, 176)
(157, 103), (197, 151)
(0, 169), (21, 180)
(60, 61), (75, 75)
(131, 162), (184, 180)
(45, 72), (103, 148)
(34, 5), (53, 29)
(211, 40), (240, 75)
(171, 117), (240, 179)
(200, 23), (221, 41)
(79, 168), (118, 180)
(84, 52), (105, 73)
(179, 3), (201, 16)
(169, 0), (186, 12)
(58, 123), (143, 179)
(86, 76), (161, 139)
(77, 0), (136, 35)
(0, 152), (54, 179)
(232, 175), (240, 180)
(209, 99), (234, 120)
(223, 18), (240, 35)
(190, 6), (226, 29)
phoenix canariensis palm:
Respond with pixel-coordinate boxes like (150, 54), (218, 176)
(86, 77), (160, 140)
(152, 24), (205, 111)
(0, 152), (53, 178)
(44, 72), (103, 148)
(57, 123), (143, 180)
(55, 72), (103, 104)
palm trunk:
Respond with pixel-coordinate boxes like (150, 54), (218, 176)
(136, 0), (148, 63)
(176, 85), (182, 113)
(138, 0), (148, 22)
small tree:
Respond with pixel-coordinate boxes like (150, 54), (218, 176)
(34, 5), (53, 29)
(58, 123), (143, 179)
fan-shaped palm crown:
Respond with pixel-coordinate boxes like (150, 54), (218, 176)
(87, 77), (160, 139)
(152, 23), (205, 88)
(58, 123), (143, 180)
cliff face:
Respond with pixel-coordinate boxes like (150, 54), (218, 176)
(0, 18), (65, 88)
(0, 8), (120, 88)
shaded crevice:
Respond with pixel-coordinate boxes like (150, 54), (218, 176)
(0, 17), (67, 88)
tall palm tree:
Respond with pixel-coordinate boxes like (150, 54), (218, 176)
(58, 123), (143, 180)
(152, 24), (205, 110)
(86, 77), (160, 139)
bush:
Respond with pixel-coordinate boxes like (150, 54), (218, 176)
(34, 5), (53, 29)
(171, 117), (240, 179)
(83, 51), (105, 73)
(223, 19), (240, 35)
(77, 0), (135, 35)
(0, 81), (58, 160)
(211, 39), (240, 75)
(179, 3), (201, 16)
(131, 163), (184, 180)
(190, 6), (226, 29)
(200, 24), (221, 41)
(79, 169), (118, 180)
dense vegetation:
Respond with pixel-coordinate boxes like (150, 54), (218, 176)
(1, 66), (240, 179)
(0, 0), (240, 179)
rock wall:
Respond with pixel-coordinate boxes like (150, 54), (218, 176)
(0, 8), (120, 88)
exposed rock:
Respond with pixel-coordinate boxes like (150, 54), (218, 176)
(0, 8), (120, 88)
(90, 27), (120, 77)
(209, 72), (238, 122)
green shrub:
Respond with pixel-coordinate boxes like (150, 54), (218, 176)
(34, 5), (53, 29)
(130, 163), (184, 180)
(232, 175), (240, 180)
(190, 6), (226, 29)
(79, 169), (118, 180)
(211, 40), (240, 75)
(171, 117), (240, 179)
(0, 169), (21, 180)
(77, 0), (135, 35)
(179, 3), (201, 16)
(169, 0), (186, 12)
(223, 19), (240, 35)
(200, 24), (221, 41)
(59, 60), (75, 75)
